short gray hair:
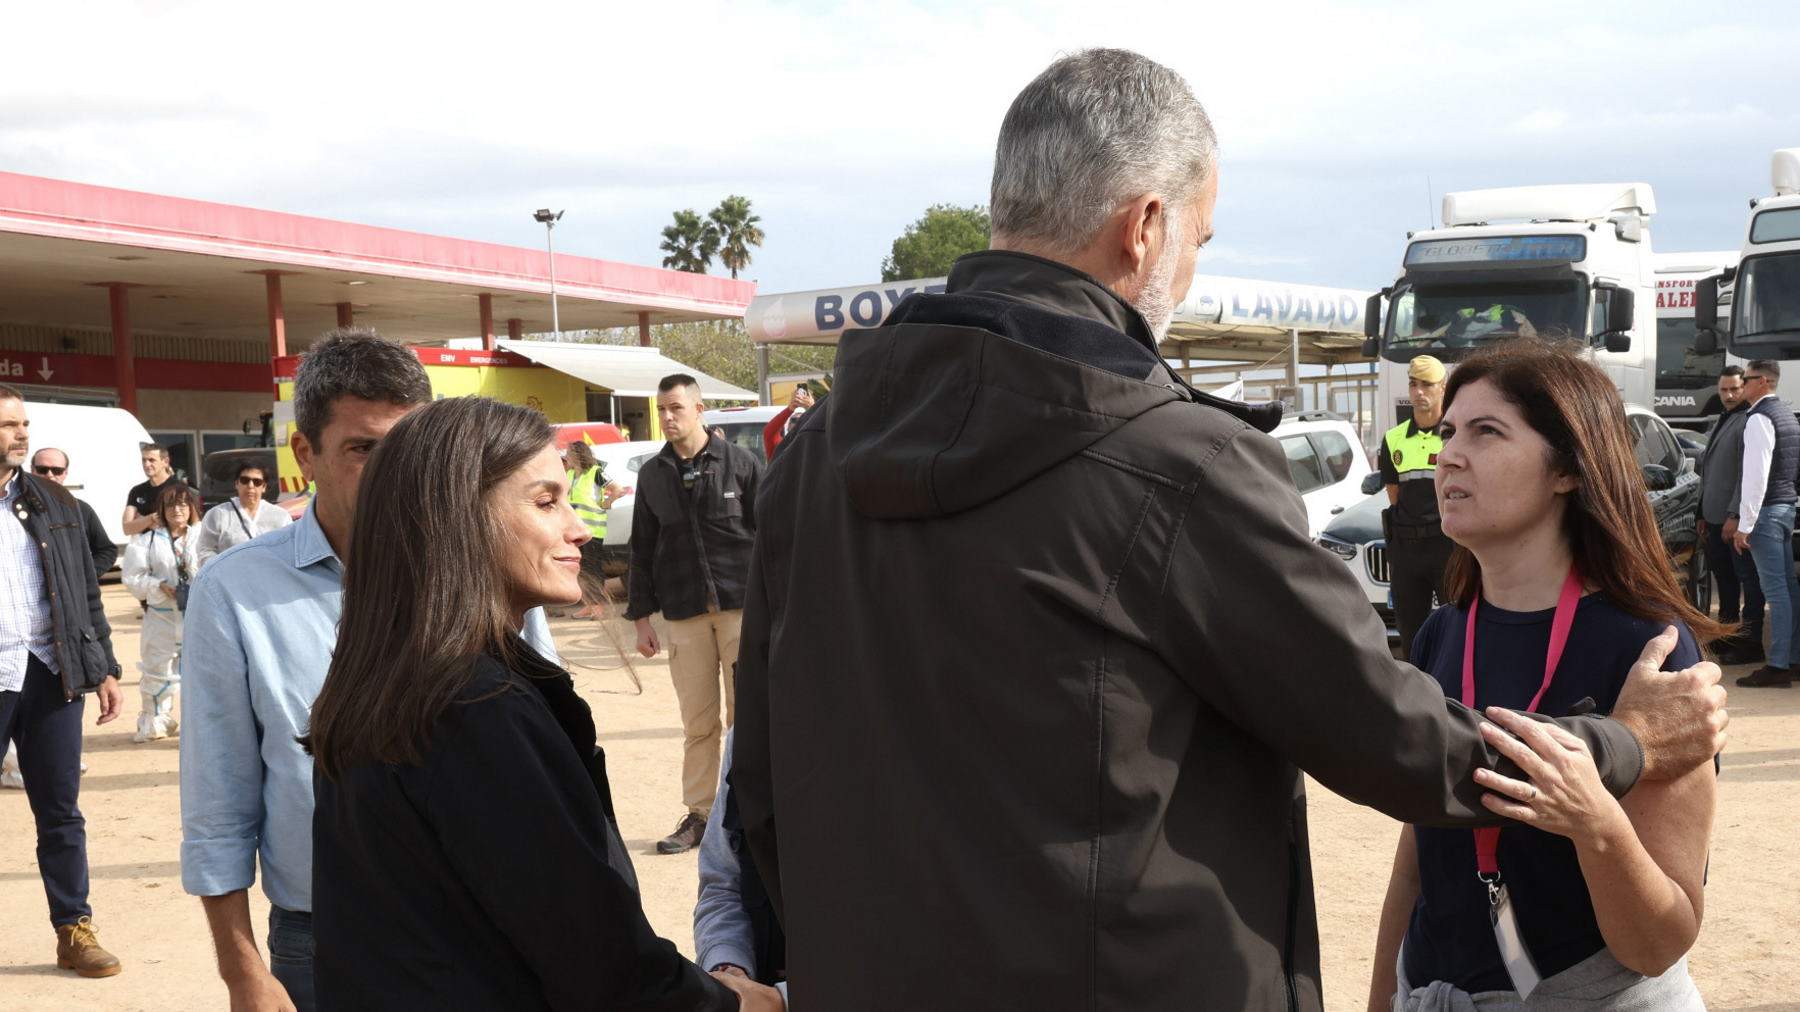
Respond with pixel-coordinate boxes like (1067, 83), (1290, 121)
(294, 327), (432, 445)
(991, 49), (1217, 254)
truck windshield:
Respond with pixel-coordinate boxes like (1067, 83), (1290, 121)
(1656, 317), (1725, 404)
(1735, 252), (1800, 344)
(1382, 280), (1586, 363)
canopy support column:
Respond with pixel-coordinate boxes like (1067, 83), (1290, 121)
(109, 284), (136, 414)
(265, 274), (287, 359)
(479, 293), (495, 351)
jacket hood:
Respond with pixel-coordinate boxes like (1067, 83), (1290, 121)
(822, 251), (1277, 520)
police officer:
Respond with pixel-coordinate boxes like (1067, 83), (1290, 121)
(1379, 355), (1454, 657)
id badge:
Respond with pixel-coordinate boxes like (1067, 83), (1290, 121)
(1487, 881), (1542, 999)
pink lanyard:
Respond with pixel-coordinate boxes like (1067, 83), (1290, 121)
(1462, 566), (1583, 877)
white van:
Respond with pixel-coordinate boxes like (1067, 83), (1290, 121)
(21, 401), (154, 550)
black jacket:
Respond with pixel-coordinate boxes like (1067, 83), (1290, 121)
(730, 251), (1645, 1011)
(312, 651), (732, 1010)
(11, 471), (120, 698)
(77, 499), (117, 574)
(625, 433), (763, 622)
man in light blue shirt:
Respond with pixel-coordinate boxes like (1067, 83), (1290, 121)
(180, 329), (559, 1012)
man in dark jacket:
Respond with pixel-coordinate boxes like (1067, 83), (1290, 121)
(1695, 367), (1762, 663)
(0, 384), (125, 978)
(31, 447), (118, 574)
(730, 50), (1729, 1011)
(626, 373), (765, 855)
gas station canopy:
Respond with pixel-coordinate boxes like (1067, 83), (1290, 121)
(0, 171), (755, 350)
(498, 339), (758, 402)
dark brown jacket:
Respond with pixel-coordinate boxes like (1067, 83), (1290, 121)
(730, 252), (1643, 1011)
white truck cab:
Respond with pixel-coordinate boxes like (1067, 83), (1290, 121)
(1696, 149), (1800, 363)
(1361, 183), (1656, 432)
(1653, 250), (1740, 425)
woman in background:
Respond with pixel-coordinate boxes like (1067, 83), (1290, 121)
(305, 396), (777, 1010)
(1368, 341), (1719, 1010)
(122, 483), (200, 743)
(195, 461), (290, 566)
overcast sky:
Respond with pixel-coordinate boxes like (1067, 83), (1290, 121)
(5, 1), (1798, 296)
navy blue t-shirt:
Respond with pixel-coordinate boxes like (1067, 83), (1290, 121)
(1400, 595), (1699, 993)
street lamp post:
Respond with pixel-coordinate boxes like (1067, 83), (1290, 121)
(533, 208), (565, 339)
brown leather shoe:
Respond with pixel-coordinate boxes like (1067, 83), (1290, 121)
(56, 917), (121, 978)
(655, 811), (707, 855)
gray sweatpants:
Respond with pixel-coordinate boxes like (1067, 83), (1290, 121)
(1393, 946), (1704, 1010)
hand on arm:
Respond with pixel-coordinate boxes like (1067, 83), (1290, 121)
(1473, 706), (1714, 975)
(1155, 430), (1645, 825)
(1608, 627), (1727, 781)
(712, 969), (786, 1010)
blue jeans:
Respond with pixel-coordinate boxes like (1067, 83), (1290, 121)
(1727, 525), (1767, 631)
(1747, 503), (1800, 667)
(269, 906), (316, 1012)
(0, 653), (90, 927)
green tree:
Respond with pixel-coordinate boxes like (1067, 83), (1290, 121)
(709, 195), (766, 280)
(881, 204), (990, 282)
(660, 209), (718, 273)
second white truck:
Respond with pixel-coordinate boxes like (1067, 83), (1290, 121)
(1361, 183), (1656, 432)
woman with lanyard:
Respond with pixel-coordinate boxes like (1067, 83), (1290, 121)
(1368, 341), (1723, 1010)
(122, 484), (203, 743)
(195, 462), (291, 568)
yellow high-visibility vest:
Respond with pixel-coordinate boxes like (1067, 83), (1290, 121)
(1384, 420), (1442, 482)
(568, 465), (608, 539)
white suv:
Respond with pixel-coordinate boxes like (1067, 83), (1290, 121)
(1272, 411), (1374, 538)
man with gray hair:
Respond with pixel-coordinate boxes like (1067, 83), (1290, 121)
(729, 49), (1728, 1009)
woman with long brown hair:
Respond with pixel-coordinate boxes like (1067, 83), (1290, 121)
(1367, 341), (1719, 1009)
(303, 396), (777, 1010)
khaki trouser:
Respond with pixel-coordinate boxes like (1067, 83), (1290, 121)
(664, 609), (742, 814)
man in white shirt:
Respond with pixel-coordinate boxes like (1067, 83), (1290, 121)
(1727, 358), (1800, 688)
(195, 462), (291, 567)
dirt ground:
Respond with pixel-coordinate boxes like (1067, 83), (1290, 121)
(2, 584), (1796, 1010)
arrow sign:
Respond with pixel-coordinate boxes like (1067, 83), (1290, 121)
(36, 357), (53, 382)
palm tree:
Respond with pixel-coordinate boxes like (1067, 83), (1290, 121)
(709, 195), (765, 280)
(660, 209), (718, 273)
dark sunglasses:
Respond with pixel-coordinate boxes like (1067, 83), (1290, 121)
(237, 476), (266, 487)
(33, 465), (66, 476)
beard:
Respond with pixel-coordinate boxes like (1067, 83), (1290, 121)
(1129, 213), (1183, 341)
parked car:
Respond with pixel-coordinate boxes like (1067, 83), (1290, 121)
(1316, 404), (1705, 642)
(1272, 411), (1373, 538)
(706, 404), (786, 463)
(1670, 427), (1708, 465)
